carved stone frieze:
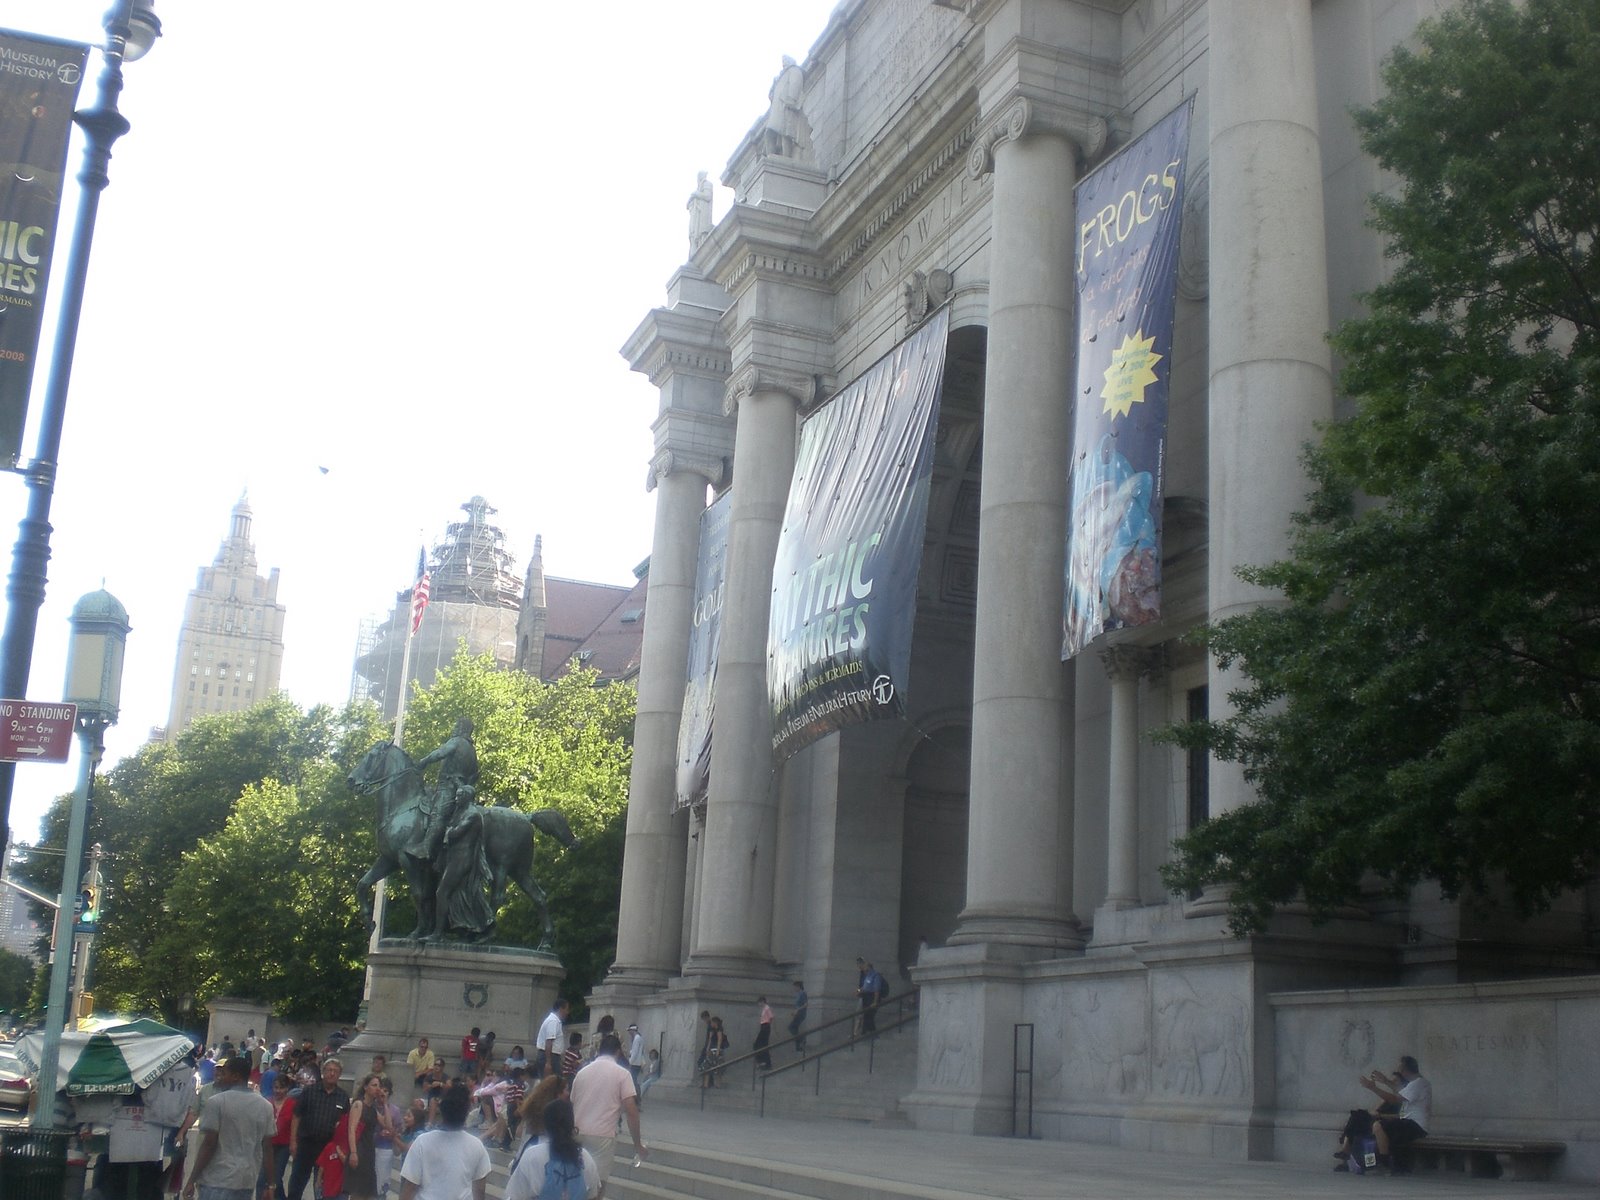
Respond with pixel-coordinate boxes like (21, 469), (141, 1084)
(967, 96), (1109, 179)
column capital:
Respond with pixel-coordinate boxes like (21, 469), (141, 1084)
(1099, 643), (1164, 683)
(968, 94), (1108, 179)
(646, 447), (726, 493)
(723, 362), (822, 416)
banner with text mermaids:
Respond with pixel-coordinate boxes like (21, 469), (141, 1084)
(1062, 99), (1192, 659)
(674, 492), (730, 811)
(769, 307), (948, 759)
(0, 32), (90, 467)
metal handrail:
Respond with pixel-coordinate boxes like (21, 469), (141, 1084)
(756, 996), (919, 1117)
(695, 991), (920, 1111)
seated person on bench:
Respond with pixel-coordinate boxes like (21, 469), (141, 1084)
(1361, 1055), (1432, 1173)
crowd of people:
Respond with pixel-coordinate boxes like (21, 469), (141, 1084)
(60, 1008), (658, 1200)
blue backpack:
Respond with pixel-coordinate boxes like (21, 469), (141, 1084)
(538, 1156), (586, 1200)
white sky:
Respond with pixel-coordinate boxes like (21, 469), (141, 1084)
(2, 0), (843, 844)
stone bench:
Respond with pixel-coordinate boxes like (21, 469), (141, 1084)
(1410, 1135), (1566, 1181)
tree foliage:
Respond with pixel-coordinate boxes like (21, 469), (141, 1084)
(1162, 0), (1600, 932)
(0, 947), (36, 1016)
(14, 696), (388, 1024)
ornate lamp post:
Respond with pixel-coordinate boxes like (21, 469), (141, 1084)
(0, 0), (160, 861)
(31, 588), (129, 1128)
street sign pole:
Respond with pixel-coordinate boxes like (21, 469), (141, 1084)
(32, 719), (96, 1127)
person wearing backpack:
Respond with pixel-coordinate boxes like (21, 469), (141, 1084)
(503, 1099), (598, 1200)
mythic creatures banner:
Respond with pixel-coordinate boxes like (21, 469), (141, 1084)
(1062, 100), (1193, 659)
(674, 492), (730, 811)
(0, 32), (90, 467)
(768, 307), (949, 759)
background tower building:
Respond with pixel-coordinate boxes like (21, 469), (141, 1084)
(164, 495), (286, 736)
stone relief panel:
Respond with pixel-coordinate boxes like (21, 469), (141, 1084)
(1150, 971), (1249, 1099)
(920, 985), (978, 1091)
(1037, 980), (1149, 1100)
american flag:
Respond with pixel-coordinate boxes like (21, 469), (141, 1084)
(410, 549), (431, 635)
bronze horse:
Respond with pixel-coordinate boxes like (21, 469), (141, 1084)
(348, 740), (579, 948)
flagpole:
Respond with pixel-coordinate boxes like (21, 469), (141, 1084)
(366, 550), (429, 959)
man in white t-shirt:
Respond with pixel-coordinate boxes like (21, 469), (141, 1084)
(1362, 1054), (1432, 1173)
(399, 1083), (490, 1200)
(181, 1056), (274, 1200)
(535, 998), (568, 1080)
(626, 1025), (646, 1090)
(569, 1035), (646, 1193)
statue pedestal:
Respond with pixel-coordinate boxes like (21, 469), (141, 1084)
(347, 939), (563, 1096)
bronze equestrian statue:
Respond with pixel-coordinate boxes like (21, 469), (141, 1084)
(348, 734), (579, 950)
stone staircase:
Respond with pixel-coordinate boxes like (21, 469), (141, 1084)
(651, 1022), (919, 1126)
(605, 1141), (991, 1200)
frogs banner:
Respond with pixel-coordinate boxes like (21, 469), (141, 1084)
(674, 492), (730, 811)
(769, 307), (948, 759)
(1062, 99), (1192, 659)
(0, 31), (90, 467)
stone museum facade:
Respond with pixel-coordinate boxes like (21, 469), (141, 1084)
(596, 0), (1599, 1177)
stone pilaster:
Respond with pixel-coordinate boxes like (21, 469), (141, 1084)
(1098, 644), (1160, 913)
(1205, 0), (1333, 825)
(605, 293), (732, 995)
(952, 89), (1105, 952)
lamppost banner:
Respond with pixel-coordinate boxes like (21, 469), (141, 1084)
(0, 31), (90, 468)
(768, 306), (948, 760)
(674, 491), (730, 811)
(1062, 99), (1193, 659)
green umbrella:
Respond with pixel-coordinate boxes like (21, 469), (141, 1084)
(16, 1018), (194, 1095)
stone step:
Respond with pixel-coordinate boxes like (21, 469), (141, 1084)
(606, 1140), (994, 1200)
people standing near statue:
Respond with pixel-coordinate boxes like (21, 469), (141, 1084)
(503, 1098), (597, 1200)
(561, 1033), (585, 1083)
(569, 1035), (646, 1196)
(397, 1083), (490, 1200)
(181, 1056), (274, 1200)
(459, 1028), (480, 1079)
(285, 1058), (350, 1200)
(406, 1039), (435, 1091)
(417, 718), (479, 861)
(536, 999), (568, 1080)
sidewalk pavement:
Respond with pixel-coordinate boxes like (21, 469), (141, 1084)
(621, 1104), (1596, 1199)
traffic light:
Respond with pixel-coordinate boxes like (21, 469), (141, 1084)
(80, 885), (99, 926)
(78, 992), (94, 1019)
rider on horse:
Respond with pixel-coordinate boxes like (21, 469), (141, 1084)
(416, 716), (478, 860)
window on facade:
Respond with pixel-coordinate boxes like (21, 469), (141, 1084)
(202, 683), (209, 695)
(247, 672), (254, 682)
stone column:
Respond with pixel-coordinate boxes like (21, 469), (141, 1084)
(952, 97), (1105, 951)
(606, 284), (733, 988)
(688, 367), (810, 973)
(1099, 645), (1157, 910)
(1206, 0), (1334, 820)
(606, 460), (717, 984)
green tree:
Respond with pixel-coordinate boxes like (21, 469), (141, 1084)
(15, 696), (387, 1022)
(396, 650), (634, 1006)
(160, 775), (376, 1021)
(1162, 0), (1600, 933)
(0, 946), (37, 1016)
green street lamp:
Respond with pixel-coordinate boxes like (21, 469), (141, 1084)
(0, 0), (160, 864)
(31, 588), (129, 1128)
